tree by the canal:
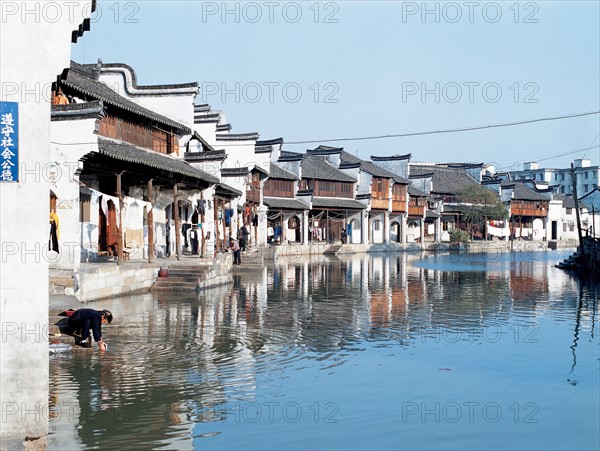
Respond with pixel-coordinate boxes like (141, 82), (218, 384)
(458, 185), (508, 240)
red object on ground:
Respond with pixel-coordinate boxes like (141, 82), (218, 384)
(158, 268), (168, 277)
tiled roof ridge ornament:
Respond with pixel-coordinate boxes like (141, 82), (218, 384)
(93, 58), (103, 80)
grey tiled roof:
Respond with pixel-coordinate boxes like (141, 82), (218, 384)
(308, 145), (344, 154)
(194, 104), (211, 113)
(216, 133), (259, 141)
(408, 185), (428, 197)
(312, 197), (366, 209)
(371, 154), (412, 161)
(194, 113), (221, 123)
(215, 183), (242, 197)
(255, 145), (273, 154)
(87, 62), (198, 91)
(184, 149), (226, 162)
(221, 167), (249, 177)
(257, 138), (284, 146)
(270, 163), (299, 180)
(502, 182), (550, 201)
(340, 151), (410, 183)
(410, 165), (479, 195)
(64, 63), (189, 132)
(263, 197), (308, 210)
(96, 138), (219, 184)
(51, 100), (104, 120)
(279, 151), (304, 162)
(216, 123), (232, 132)
(301, 156), (356, 182)
(553, 193), (576, 208)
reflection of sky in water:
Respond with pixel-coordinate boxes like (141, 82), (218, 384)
(414, 250), (572, 272)
(49, 253), (599, 451)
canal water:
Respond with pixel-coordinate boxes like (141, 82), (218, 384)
(48, 251), (599, 450)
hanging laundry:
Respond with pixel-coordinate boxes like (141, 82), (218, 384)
(198, 199), (206, 215)
(49, 210), (60, 252)
(90, 189), (100, 206)
(225, 208), (234, 226)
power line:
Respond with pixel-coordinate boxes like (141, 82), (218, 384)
(285, 110), (600, 145)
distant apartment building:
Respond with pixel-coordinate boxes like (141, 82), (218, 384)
(509, 159), (599, 196)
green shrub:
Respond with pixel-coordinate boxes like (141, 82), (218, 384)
(449, 228), (471, 244)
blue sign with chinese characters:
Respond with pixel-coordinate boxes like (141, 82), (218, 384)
(0, 102), (18, 182)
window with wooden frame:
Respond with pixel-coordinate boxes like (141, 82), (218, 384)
(264, 179), (294, 198)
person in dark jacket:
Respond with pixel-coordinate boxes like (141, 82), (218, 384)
(69, 309), (113, 350)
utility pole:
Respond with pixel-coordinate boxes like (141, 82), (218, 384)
(571, 164), (585, 262)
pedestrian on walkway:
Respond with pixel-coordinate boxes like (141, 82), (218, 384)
(190, 226), (199, 255)
(240, 224), (249, 252)
(229, 237), (241, 265)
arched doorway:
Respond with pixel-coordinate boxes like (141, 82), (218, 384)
(407, 220), (420, 242)
(287, 215), (301, 243)
(371, 219), (383, 244)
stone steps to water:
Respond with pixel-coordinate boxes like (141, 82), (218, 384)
(324, 245), (343, 255)
(556, 250), (583, 270)
(150, 260), (233, 292)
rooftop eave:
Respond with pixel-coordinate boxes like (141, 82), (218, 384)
(96, 62), (199, 96)
(216, 133), (260, 141)
(371, 153), (412, 161)
(256, 138), (284, 146)
(51, 100), (105, 121)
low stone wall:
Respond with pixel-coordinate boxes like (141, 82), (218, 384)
(264, 239), (577, 259)
(77, 263), (159, 303)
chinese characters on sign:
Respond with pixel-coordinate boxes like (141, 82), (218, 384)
(0, 102), (19, 182)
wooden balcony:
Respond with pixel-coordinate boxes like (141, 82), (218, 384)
(246, 187), (260, 204)
(371, 198), (389, 210)
(511, 207), (547, 217)
(392, 200), (406, 213)
(408, 206), (425, 217)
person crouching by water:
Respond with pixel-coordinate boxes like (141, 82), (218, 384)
(69, 309), (113, 350)
(229, 237), (241, 265)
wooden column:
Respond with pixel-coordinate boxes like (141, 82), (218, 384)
(254, 207), (258, 246)
(200, 192), (206, 258)
(214, 197), (219, 253)
(174, 184), (181, 261)
(147, 179), (155, 263)
(116, 172), (124, 265)
(221, 199), (227, 250)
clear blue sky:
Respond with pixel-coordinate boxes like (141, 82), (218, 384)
(71, 1), (600, 171)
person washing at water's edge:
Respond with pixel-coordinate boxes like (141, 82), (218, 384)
(68, 308), (113, 350)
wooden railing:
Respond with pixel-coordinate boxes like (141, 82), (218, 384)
(408, 206), (425, 217)
(511, 207), (547, 217)
(371, 198), (389, 210)
(246, 187), (260, 203)
(392, 200), (406, 213)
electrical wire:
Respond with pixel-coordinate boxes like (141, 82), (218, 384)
(285, 110), (600, 145)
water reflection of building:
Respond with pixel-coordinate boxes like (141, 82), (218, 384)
(49, 252), (598, 448)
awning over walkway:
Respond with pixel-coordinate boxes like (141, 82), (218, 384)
(312, 197), (366, 210)
(94, 138), (219, 184)
(264, 197), (308, 210)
